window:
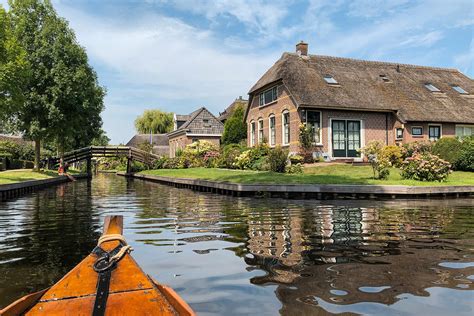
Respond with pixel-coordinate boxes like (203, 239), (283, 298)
(269, 115), (276, 146)
(323, 75), (338, 84)
(411, 126), (423, 136)
(429, 125), (441, 141)
(425, 83), (440, 92)
(250, 121), (256, 146)
(396, 128), (403, 139)
(258, 119), (264, 143)
(455, 125), (474, 138)
(380, 74), (390, 82)
(452, 85), (468, 94)
(306, 110), (321, 144)
(282, 111), (290, 145)
(192, 138), (199, 143)
(259, 86), (278, 106)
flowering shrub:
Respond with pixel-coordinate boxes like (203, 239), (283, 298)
(233, 144), (270, 170)
(360, 141), (391, 179)
(289, 154), (304, 165)
(217, 144), (245, 169)
(402, 141), (433, 159)
(455, 136), (474, 171)
(401, 153), (451, 182)
(203, 151), (220, 168)
(382, 145), (403, 167)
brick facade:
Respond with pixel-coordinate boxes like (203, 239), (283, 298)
(246, 84), (465, 160)
(169, 133), (221, 157)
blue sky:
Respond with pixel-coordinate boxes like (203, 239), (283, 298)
(2, 0), (473, 144)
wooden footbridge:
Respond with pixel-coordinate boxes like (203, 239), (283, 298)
(50, 146), (160, 175)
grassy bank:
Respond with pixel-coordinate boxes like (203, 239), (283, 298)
(0, 169), (80, 185)
(139, 165), (474, 186)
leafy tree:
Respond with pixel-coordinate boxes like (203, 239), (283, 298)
(222, 104), (246, 145)
(91, 129), (110, 146)
(0, 5), (28, 122)
(134, 109), (173, 134)
(8, 0), (105, 168)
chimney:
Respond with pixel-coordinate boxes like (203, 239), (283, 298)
(296, 41), (308, 56)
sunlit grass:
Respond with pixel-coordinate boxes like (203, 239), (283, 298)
(0, 169), (80, 185)
(140, 165), (474, 186)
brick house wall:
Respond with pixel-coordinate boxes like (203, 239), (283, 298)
(402, 122), (456, 143)
(169, 134), (221, 157)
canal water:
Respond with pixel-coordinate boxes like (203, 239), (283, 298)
(0, 174), (473, 315)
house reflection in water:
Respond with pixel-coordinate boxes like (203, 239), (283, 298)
(242, 202), (473, 314)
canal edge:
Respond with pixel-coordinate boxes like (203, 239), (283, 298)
(118, 172), (474, 200)
(0, 174), (90, 201)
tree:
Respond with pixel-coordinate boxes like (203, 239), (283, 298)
(8, 0), (105, 168)
(0, 5), (28, 123)
(134, 109), (173, 134)
(222, 104), (247, 145)
(91, 129), (110, 146)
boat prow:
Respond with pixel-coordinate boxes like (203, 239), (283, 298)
(1, 215), (195, 316)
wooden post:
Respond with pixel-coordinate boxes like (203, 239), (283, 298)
(126, 158), (132, 174)
(86, 157), (92, 178)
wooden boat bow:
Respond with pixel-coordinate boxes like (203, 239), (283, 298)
(1, 215), (195, 316)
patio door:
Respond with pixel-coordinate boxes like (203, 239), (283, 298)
(332, 120), (361, 158)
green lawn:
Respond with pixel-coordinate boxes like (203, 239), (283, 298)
(139, 165), (474, 186)
(0, 169), (80, 185)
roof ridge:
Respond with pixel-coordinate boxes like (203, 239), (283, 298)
(284, 52), (460, 72)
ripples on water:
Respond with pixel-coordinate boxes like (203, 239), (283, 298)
(0, 174), (473, 315)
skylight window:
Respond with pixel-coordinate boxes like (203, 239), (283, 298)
(425, 83), (440, 92)
(452, 85), (468, 94)
(379, 74), (390, 82)
(324, 75), (338, 84)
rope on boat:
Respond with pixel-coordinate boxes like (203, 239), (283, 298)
(97, 234), (133, 263)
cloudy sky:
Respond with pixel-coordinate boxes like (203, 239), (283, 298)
(2, 0), (473, 144)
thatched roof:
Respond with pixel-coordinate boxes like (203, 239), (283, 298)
(218, 97), (248, 122)
(126, 134), (168, 148)
(249, 53), (474, 123)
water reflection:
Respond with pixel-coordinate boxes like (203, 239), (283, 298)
(0, 174), (473, 315)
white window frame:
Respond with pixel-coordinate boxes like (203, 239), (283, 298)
(258, 118), (264, 144)
(259, 86), (278, 106)
(411, 126), (423, 137)
(455, 124), (474, 138)
(250, 121), (256, 147)
(282, 110), (290, 146)
(268, 114), (276, 147)
(396, 128), (404, 140)
(428, 124), (442, 141)
(305, 110), (322, 145)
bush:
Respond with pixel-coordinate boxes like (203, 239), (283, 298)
(402, 141), (433, 159)
(222, 104), (247, 145)
(162, 157), (180, 169)
(286, 163), (303, 174)
(267, 146), (288, 173)
(0, 140), (35, 161)
(455, 136), (474, 171)
(401, 153), (451, 182)
(360, 141), (391, 179)
(289, 154), (304, 165)
(233, 144), (270, 170)
(298, 124), (315, 163)
(218, 144), (245, 169)
(432, 137), (462, 165)
(382, 145), (403, 167)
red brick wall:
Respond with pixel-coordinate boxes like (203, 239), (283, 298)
(402, 122), (456, 142)
(169, 134), (221, 157)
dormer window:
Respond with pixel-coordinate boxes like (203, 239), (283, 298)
(323, 75), (338, 84)
(380, 74), (390, 82)
(452, 85), (468, 94)
(259, 86), (278, 106)
(425, 83), (440, 92)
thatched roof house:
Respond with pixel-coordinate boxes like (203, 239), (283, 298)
(125, 134), (169, 157)
(245, 41), (474, 160)
(218, 96), (248, 123)
(168, 107), (224, 157)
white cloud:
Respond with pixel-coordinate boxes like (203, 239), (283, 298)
(399, 31), (444, 48)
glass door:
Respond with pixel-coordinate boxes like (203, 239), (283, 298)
(332, 120), (346, 157)
(429, 126), (441, 141)
(332, 120), (361, 158)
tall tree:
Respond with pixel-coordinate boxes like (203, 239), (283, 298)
(0, 5), (28, 124)
(134, 109), (173, 134)
(222, 104), (247, 145)
(8, 0), (105, 168)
